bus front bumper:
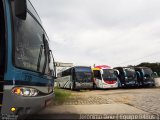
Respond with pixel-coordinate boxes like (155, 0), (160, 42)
(143, 80), (155, 86)
(125, 81), (138, 87)
(1, 90), (54, 116)
(75, 82), (93, 89)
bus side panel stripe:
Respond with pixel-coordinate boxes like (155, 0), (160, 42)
(63, 80), (70, 88)
(4, 80), (48, 86)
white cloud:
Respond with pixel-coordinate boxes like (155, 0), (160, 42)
(31, 0), (160, 67)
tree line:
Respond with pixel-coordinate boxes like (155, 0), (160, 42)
(136, 62), (160, 76)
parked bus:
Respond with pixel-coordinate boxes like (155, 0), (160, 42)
(0, 0), (56, 117)
(135, 67), (155, 87)
(114, 67), (138, 88)
(92, 65), (118, 89)
(56, 66), (93, 90)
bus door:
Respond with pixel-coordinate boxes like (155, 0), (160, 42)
(93, 70), (102, 88)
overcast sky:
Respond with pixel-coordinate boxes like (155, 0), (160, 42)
(31, 0), (160, 67)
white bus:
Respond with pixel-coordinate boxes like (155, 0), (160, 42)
(92, 65), (118, 89)
(56, 66), (93, 90)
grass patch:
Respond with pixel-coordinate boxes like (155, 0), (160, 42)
(80, 89), (91, 92)
(53, 88), (72, 105)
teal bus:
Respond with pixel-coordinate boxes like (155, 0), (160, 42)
(0, 0), (56, 117)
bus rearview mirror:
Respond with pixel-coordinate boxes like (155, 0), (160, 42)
(101, 70), (104, 74)
(15, 0), (27, 20)
(153, 72), (158, 78)
(114, 70), (119, 76)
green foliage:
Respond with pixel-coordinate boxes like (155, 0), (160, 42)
(136, 62), (160, 76)
(53, 88), (72, 105)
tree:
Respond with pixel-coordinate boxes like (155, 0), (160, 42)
(136, 62), (160, 76)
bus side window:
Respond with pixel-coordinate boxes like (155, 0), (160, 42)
(62, 68), (71, 77)
(93, 70), (102, 80)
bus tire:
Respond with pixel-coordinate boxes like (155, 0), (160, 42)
(58, 83), (61, 88)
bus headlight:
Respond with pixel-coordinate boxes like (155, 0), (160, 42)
(12, 87), (39, 97)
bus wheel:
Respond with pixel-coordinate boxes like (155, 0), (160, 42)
(58, 83), (61, 88)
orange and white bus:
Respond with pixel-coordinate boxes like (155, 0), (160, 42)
(92, 65), (118, 89)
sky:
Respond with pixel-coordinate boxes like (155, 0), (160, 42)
(31, 0), (160, 67)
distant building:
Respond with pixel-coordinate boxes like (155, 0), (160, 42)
(55, 62), (74, 77)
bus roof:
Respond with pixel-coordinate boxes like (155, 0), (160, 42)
(74, 66), (91, 68)
(95, 65), (111, 69)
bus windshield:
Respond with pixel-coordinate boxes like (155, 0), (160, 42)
(102, 69), (117, 80)
(75, 67), (92, 82)
(142, 68), (153, 77)
(76, 72), (92, 82)
(124, 68), (136, 79)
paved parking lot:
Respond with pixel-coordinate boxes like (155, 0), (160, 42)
(53, 88), (160, 114)
(37, 87), (160, 119)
